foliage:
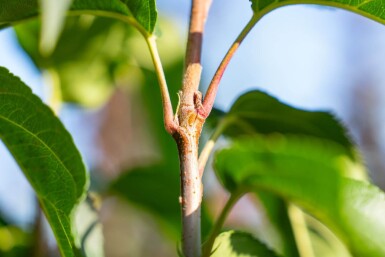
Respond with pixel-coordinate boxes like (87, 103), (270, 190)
(0, 0), (385, 257)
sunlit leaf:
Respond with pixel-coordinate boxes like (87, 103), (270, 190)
(214, 136), (385, 257)
(0, 67), (88, 257)
(249, 0), (385, 26)
(210, 230), (281, 257)
(120, 0), (157, 33)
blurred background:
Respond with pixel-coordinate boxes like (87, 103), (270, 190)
(1, 0), (385, 256)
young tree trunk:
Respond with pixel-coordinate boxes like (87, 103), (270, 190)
(174, 91), (205, 257)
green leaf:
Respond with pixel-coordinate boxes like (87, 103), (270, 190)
(0, 0), (38, 27)
(0, 0), (157, 34)
(339, 179), (385, 257)
(15, 17), (134, 107)
(216, 90), (356, 159)
(210, 230), (281, 257)
(71, 0), (158, 33)
(0, 67), (88, 257)
(249, 0), (385, 25)
(214, 136), (385, 257)
(120, 0), (157, 33)
(111, 165), (181, 237)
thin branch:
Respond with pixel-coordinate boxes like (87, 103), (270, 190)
(184, 0), (212, 67)
(181, 0), (212, 108)
(201, 14), (260, 117)
(145, 35), (178, 134)
(202, 192), (243, 257)
(198, 118), (229, 177)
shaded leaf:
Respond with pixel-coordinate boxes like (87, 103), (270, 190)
(15, 16), (183, 107)
(249, 0), (385, 27)
(218, 90), (355, 159)
(15, 17), (134, 107)
(0, 67), (87, 257)
(111, 165), (181, 237)
(71, 0), (157, 33)
(0, 0), (157, 34)
(0, 0), (38, 27)
(214, 136), (385, 257)
(211, 230), (281, 257)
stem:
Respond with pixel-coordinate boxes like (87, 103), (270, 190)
(145, 36), (178, 134)
(288, 204), (316, 257)
(181, 0), (212, 108)
(202, 192), (243, 257)
(175, 1), (212, 256)
(201, 14), (261, 117)
(175, 130), (202, 257)
(198, 118), (229, 177)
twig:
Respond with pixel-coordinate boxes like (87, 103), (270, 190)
(202, 192), (243, 257)
(198, 118), (229, 177)
(201, 14), (260, 117)
(145, 35), (178, 134)
(180, 0), (212, 108)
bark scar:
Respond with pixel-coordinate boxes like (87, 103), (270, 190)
(194, 91), (208, 118)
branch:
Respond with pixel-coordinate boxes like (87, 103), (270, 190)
(145, 35), (178, 134)
(202, 192), (243, 257)
(201, 14), (260, 117)
(180, 0), (212, 109)
(198, 118), (229, 177)
(176, 1), (213, 257)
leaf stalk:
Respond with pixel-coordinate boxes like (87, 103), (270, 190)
(201, 13), (261, 117)
(202, 192), (243, 257)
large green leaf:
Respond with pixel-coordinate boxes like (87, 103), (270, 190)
(249, 0), (385, 25)
(0, 0), (157, 34)
(0, 67), (88, 257)
(214, 136), (385, 257)
(214, 90), (355, 159)
(210, 230), (281, 257)
(207, 90), (361, 256)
